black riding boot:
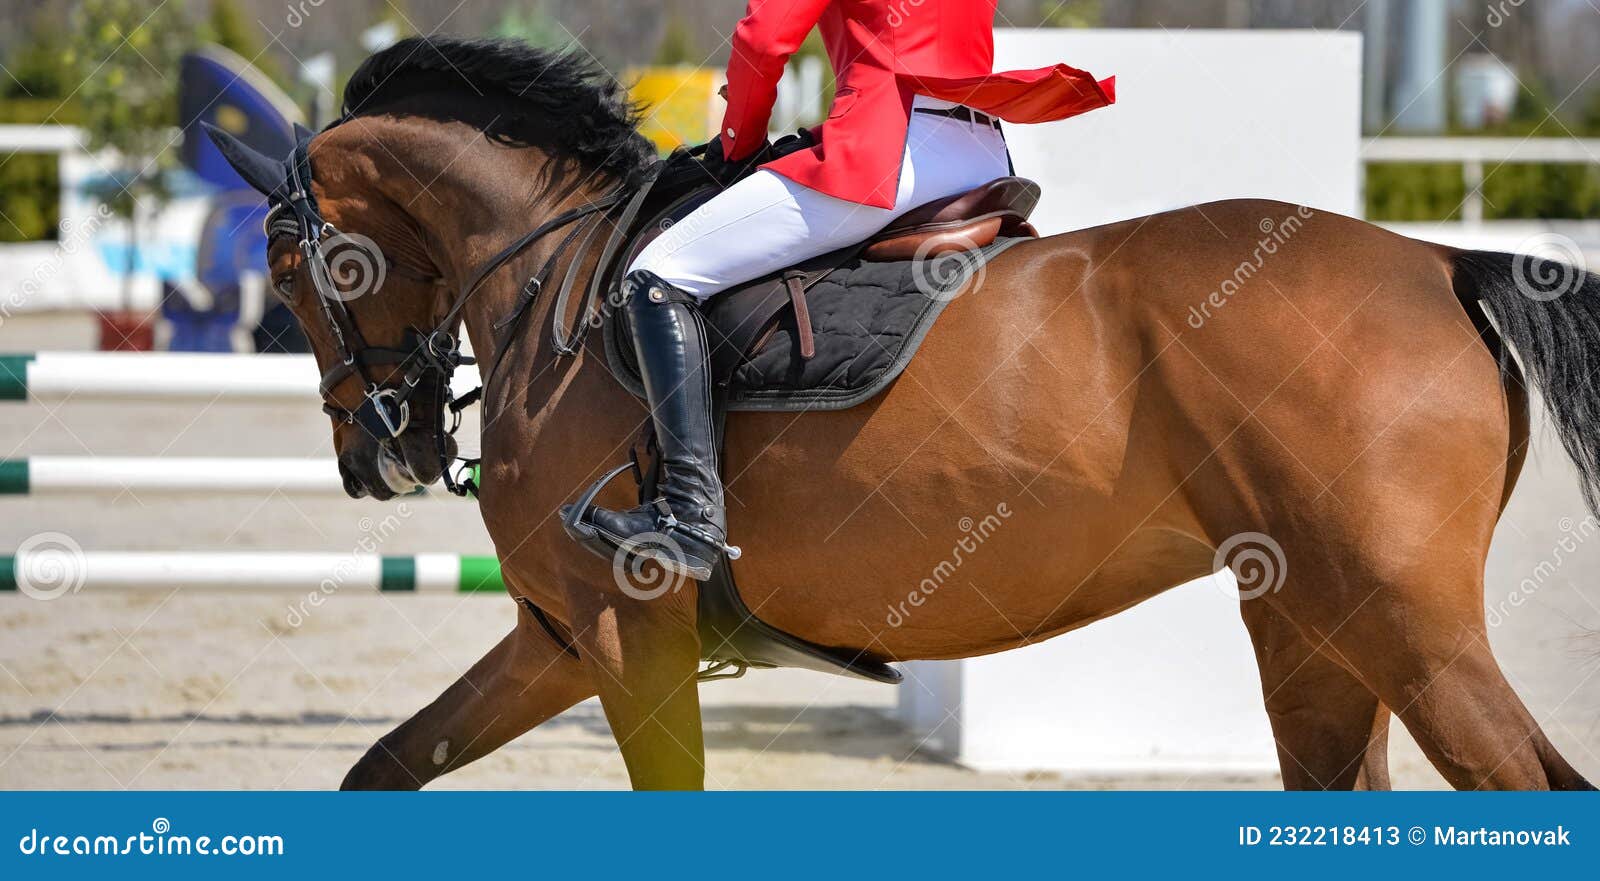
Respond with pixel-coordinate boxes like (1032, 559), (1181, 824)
(561, 270), (735, 580)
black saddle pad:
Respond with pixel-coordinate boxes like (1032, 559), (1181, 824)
(603, 205), (1028, 412)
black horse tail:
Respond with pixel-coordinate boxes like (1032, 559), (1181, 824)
(1452, 247), (1600, 515)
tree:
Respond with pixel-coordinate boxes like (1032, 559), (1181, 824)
(653, 15), (699, 66)
(1477, 79), (1597, 220)
(3, 12), (74, 101)
(373, 0), (421, 38)
(1041, 0), (1103, 28)
(492, 2), (567, 48)
(65, 0), (193, 308)
(0, 13), (75, 243)
(205, 0), (284, 85)
(1584, 88), (1600, 135)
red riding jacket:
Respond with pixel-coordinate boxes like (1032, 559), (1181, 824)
(720, 0), (1116, 208)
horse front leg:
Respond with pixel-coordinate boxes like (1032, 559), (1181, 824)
(563, 576), (705, 790)
(341, 603), (594, 790)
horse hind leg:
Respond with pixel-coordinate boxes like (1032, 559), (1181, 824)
(1240, 601), (1391, 790)
(1358, 621), (1590, 790)
(1268, 543), (1591, 791)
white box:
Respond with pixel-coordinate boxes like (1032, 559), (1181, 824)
(896, 29), (1363, 777)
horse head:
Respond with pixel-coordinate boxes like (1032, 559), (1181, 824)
(205, 121), (457, 499)
(203, 38), (655, 502)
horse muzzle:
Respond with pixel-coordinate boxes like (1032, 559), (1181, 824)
(337, 433), (450, 500)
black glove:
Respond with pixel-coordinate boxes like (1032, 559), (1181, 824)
(768, 127), (817, 159)
(702, 135), (774, 188)
(653, 144), (717, 194)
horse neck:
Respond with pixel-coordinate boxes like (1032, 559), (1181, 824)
(423, 144), (641, 462)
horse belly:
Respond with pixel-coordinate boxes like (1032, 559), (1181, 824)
(720, 250), (1210, 658)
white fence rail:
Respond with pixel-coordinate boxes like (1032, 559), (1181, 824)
(0, 124), (86, 154)
(1362, 136), (1600, 226)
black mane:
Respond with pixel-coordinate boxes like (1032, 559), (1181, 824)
(342, 36), (656, 187)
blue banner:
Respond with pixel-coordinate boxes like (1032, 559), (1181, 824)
(178, 46), (302, 191)
(0, 792), (1593, 878)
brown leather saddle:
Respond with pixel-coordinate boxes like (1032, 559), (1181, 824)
(588, 174), (1043, 685)
(605, 175), (1041, 413)
(863, 176), (1041, 260)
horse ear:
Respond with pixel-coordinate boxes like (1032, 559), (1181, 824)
(201, 122), (287, 198)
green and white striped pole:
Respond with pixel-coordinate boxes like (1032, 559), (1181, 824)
(0, 457), (350, 495)
(0, 551), (504, 594)
(1, 352), (479, 402)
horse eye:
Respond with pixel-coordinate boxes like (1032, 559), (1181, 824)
(272, 274), (297, 303)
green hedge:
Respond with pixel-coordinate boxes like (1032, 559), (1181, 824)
(1368, 82), (1600, 222)
(1367, 161), (1600, 222)
(0, 100), (79, 243)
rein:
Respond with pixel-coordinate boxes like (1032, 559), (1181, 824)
(272, 123), (664, 497)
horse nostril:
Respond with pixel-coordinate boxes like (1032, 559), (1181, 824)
(337, 456), (369, 499)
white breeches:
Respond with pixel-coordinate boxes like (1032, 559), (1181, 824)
(628, 95), (1014, 299)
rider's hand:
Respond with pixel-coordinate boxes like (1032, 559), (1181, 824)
(704, 135), (773, 187)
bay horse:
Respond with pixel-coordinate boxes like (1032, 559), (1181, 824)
(214, 37), (1597, 790)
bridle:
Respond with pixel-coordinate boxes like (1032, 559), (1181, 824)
(268, 123), (660, 496)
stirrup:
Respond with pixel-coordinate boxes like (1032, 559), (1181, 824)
(560, 462), (636, 558)
(560, 463), (742, 575)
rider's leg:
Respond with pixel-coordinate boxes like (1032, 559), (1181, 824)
(633, 170), (896, 298)
(636, 105), (1013, 299)
(573, 270), (731, 580)
(563, 105), (1011, 576)
(560, 171), (904, 579)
